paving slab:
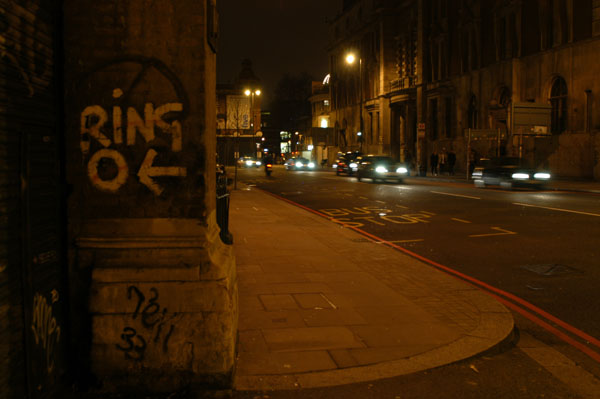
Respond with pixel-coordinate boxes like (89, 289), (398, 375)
(230, 185), (514, 390)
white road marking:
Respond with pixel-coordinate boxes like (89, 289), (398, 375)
(513, 202), (600, 217)
(451, 218), (472, 223)
(376, 200), (386, 204)
(431, 191), (480, 200)
(252, 207), (259, 211)
(469, 227), (517, 238)
(518, 332), (600, 399)
(420, 211), (436, 215)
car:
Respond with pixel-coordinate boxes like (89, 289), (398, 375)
(333, 151), (362, 176)
(472, 157), (551, 189)
(238, 156), (261, 168)
(284, 157), (316, 171)
(356, 155), (409, 183)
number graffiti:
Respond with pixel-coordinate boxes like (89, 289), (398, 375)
(115, 286), (176, 361)
(31, 292), (61, 373)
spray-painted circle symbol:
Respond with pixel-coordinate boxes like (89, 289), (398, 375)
(87, 149), (129, 192)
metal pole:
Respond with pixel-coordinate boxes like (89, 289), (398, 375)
(234, 132), (238, 190)
(467, 128), (471, 179)
(359, 57), (363, 153)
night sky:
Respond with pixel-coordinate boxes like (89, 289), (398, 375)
(217, 0), (342, 106)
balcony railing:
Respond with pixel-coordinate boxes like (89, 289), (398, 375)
(389, 76), (415, 92)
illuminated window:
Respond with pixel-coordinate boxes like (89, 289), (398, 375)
(324, 100), (330, 106)
(320, 118), (328, 128)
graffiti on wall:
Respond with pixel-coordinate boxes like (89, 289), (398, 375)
(31, 290), (61, 373)
(81, 94), (186, 195)
(0, 1), (53, 97)
(77, 57), (192, 196)
(115, 286), (176, 361)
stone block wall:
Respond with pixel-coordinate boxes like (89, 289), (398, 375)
(63, 0), (237, 393)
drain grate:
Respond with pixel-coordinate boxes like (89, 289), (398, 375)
(520, 263), (578, 276)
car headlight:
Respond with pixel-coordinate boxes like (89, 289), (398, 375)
(349, 162), (358, 169)
(534, 172), (551, 180)
(256, 161), (261, 166)
(332, 164), (338, 169)
(375, 166), (388, 173)
(296, 162), (304, 167)
(308, 162), (315, 168)
(512, 172), (529, 180)
(245, 161), (253, 166)
(472, 170), (482, 177)
(396, 167), (408, 174)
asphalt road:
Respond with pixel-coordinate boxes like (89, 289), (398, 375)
(230, 165), (600, 398)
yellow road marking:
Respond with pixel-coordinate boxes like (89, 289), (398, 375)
(469, 227), (516, 238)
(452, 218), (471, 223)
(420, 211), (436, 215)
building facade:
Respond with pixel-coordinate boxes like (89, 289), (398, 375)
(216, 60), (263, 164)
(329, 0), (600, 178)
(307, 79), (334, 165)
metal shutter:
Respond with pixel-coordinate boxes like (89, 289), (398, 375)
(0, 1), (66, 397)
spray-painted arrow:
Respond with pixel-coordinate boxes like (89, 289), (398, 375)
(137, 149), (187, 195)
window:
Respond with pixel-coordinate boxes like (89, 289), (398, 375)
(467, 95), (478, 129)
(324, 100), (330, 107)
(549, 76), (567, 134)
(429, 98), (438, 140)
(445, 97), (453, 138)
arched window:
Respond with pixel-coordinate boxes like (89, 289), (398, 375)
(549, 76), (567, 134)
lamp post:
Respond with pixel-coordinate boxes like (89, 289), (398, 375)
(244, 88), (261, 159)
(345, 52), (363, 153)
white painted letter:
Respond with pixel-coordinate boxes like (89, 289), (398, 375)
(80, 105), (110, 155)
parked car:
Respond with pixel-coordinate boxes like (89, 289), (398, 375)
(238, 156), (261, 168)
(285, 157), (316, 171)
(472, 157), (551, 189)
(333, 151), (362, 176)
(356, 155), (409, 183)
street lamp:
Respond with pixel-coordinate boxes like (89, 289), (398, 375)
(245, 88), (261, 158)
(346, 51), (363, 153)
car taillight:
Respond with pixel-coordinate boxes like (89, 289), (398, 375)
(266, 164), (272, 167)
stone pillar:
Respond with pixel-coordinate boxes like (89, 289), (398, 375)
(63, 0), (237, 393)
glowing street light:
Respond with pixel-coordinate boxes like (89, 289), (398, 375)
(345, 51), (363, 152)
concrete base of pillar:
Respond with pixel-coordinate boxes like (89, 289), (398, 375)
(75, 215), (238, 394)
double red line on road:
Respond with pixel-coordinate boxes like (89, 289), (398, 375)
(262, 189), (600, 363)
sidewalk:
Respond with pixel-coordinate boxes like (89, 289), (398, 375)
(229, 185), (514, 391)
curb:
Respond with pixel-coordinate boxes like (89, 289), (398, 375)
(235, 301), (514, 391)
(233, 185), (515, 391)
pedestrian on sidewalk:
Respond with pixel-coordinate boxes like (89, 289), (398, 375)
(439, 148), (448, 175)
(430, 150), (439, 176)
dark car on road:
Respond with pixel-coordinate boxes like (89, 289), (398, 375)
(472, 157), (551, 189)
(284, 157), (316, 171)
(333, 151), (362, 176)
(356, 155), (409, 183)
